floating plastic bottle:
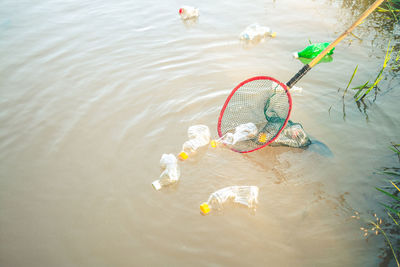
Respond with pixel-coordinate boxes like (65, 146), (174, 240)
(239, 23), (276, 41)
(200, 186), (259, 215)
(293, 42), (334, 59)
(179, 6), (199, 20)
(211, 122), (258, 147)
(291, 85), (303, 96)
(178, 125), (210, 160)
(152, 154), (180, 190)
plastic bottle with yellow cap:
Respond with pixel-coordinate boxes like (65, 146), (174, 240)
(211, 122), (258, 148)
(178, 125), (210, 161)
(200, 186), (259, 215)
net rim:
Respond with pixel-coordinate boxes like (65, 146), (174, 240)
(217, 76), (293, 153)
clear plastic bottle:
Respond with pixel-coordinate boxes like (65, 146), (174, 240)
(239, 23), (276, 41)
(152, 154), (180, 190)
(179, 6), (199, 20)
(178, 125), (210, 160)
(211, 122), (258, 147)
(200, 186), (259, 215)
(293, 42), (334, 59)
(291, 85), (303, 96)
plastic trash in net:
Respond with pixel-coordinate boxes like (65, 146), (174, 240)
(211, 122), (258, 148)
(178, 125), (210, 160)
(212, 120), (311, 149)
(200, 186), (259, 215)
(152, 154), (180, 190)
(179, 6), (199, 20)
(239, 23), (276, 41)
(270, 120), (311, 148)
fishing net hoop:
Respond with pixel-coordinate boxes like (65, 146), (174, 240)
(217, 76), (293, 153)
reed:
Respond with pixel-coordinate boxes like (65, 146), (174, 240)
(339, 39), (399, 103)
(374, 143), (400, 266)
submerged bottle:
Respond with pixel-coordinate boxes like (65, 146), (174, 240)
(178, 125), (210, 160)
(211, 122), (258, 148)
(152, 154), (180, 190)
(179, 6), (199, 20)
(239, 23), (276, 41)
(271, 121), (311, 148)
(200, 186), (259, 215)
(293, 42), (334, 59)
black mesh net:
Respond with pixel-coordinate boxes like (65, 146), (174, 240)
(218, 77), (292, 152)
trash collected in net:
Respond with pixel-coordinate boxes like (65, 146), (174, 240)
(270, 120), (311, 148)
(179, 6), (199, 20)
(211, 122), (258, 147)
(152, 154), (180, 190)
(292, 42), (334, 59)
(200, 186), (259, 215)
(178, 125), (210, 160)
(239, 23), (276, 41)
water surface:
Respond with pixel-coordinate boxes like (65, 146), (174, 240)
(1, 0), (399, 266)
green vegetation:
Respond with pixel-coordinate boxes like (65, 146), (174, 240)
(346, 40), (399, 102)
(331, 1), (400, 119)
(373, 143), (400, 266)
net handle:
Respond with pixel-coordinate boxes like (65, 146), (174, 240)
(286, 0), (385, 89)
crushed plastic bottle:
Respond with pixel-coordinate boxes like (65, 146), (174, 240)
(200, 186), (259, 215)
(152, 154), (180, 190)
(178, 125), (210, 160)
(271, 120), (311, 148)
(239, 23), (276, 41)
(179, 6), (199, 20)
(211, 122), (258, 147)
(293, 42), (334, 59)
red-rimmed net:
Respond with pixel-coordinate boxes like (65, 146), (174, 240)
(217, 76), (292, 153)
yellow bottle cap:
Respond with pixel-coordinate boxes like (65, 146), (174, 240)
(258, 133), (267, 143)
(200, 202), (210, 215)
(271, 32), (277, 38)
(210, 140), (217, 148)
(178, 151), (188, 161)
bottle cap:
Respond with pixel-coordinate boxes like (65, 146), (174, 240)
(179, 8), (183, 14)
(210, 140), (217, 148)
(178, 151), (188, 161)
(270, 32), (277, 38)
(152, 180), (162, 191)
(258, 133), (267, 143)
(200, 203), (210, 215)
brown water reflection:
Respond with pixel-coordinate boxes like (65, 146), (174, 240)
(0, 0), (399, 266)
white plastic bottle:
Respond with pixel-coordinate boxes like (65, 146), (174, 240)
(152, 154), (180, 190)
(179, 6), (199, 20)
(178, 125), (210, 160)
(211, 122), (258, 148)
(239, 23), (276, 41)
(200, 186), (259, 215)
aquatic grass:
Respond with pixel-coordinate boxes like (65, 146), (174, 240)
(373, 143), (400, 266)
(331, 39), (398, 120)
(353, 40), (394, 101)
(377, 0), (400, 21)
(369, 218), (399, 267)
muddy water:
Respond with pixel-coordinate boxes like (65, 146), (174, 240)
(1, 0), (399, 266)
